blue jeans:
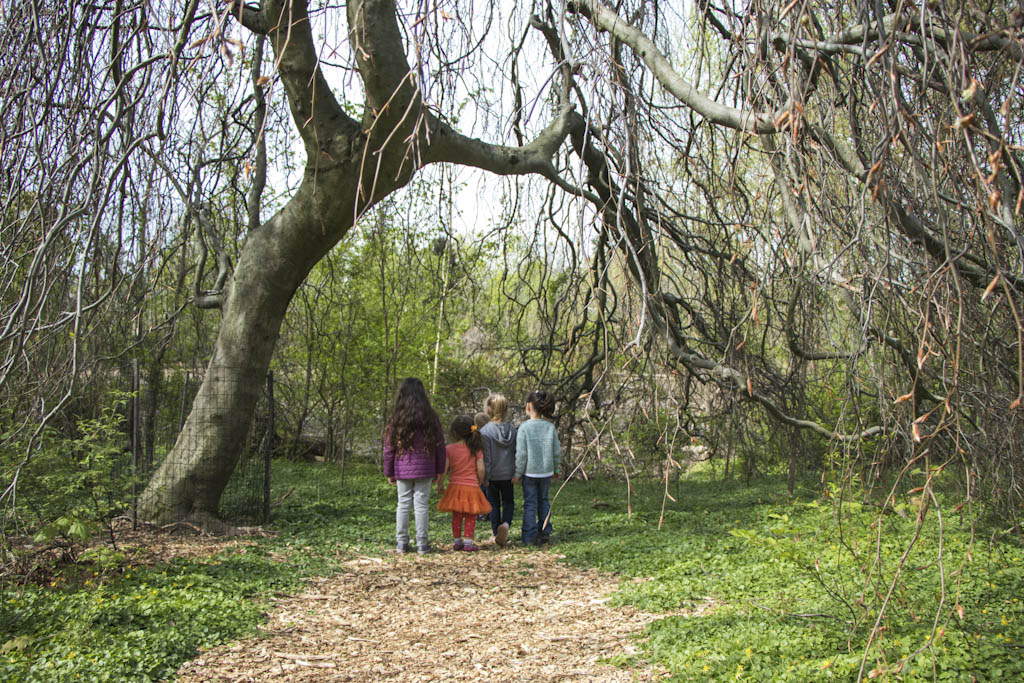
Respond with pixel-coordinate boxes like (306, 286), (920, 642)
(486, 480), (514, 534)
(521, 476), (552, 544)
(396, 477), (432, 548)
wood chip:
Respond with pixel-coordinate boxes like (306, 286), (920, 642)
(176, 548), (667, 681)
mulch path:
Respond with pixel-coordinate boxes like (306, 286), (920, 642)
(176, 543), (668, 681)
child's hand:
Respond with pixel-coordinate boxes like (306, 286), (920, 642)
(512, 477), (520, 484)
(387, 477), (396, 485)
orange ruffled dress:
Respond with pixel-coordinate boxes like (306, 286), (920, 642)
(437, 442), (492, 515)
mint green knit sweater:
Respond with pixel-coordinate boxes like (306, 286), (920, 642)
(514, 418), (561, 478)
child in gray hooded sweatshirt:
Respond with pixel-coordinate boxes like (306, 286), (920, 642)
(480, 393), (517, 546)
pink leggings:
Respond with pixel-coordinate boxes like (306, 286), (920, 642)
(452, 513), (477, 539)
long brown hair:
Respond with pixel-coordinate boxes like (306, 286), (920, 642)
(386, 377), (443, 455)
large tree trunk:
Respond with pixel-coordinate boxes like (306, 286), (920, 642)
(138, 180), (356, 525)
(136, 0), (372, 526)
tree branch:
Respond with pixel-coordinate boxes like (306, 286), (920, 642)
(347, 0), (421, 137)
(257, 0), (359, 160)
(143, 146), (229, 310)
(810, 124), (1024, 295)
(422, 106), (576, 178)
(568, 0), (777, 133)
(247, 34), (268, 232)
(230, 1), (268, 35)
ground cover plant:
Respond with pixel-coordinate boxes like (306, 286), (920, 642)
(2, 459), (1022, 681)
(0, 461), (378, 682)
(557, 468), (1024, 681)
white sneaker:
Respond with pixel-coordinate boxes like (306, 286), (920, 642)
(496, 522), (509, 547)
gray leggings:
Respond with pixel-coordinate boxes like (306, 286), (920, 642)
(395, 477), (432, 547)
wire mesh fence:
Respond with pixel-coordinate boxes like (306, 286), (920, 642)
(129, 365), (274, 526)
(218, 373), (274, 524)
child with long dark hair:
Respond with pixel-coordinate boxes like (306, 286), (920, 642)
(437, 415), (492, 551)
(383, 377), (446, 554)
(513, 390), (561, 545)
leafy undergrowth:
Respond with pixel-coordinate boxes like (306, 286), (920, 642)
(0, 461), (385, 682)
(554, 472), (1024, 681)
(2, 460), (1023, 681)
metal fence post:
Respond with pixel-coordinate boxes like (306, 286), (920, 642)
(263, 371), (274, 524)
(178, 371), (190, 431)
(131, 358), (140, 531)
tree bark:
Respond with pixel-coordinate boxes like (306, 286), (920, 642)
(138, 180), (345, 523)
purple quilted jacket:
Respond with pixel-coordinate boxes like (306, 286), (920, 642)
(383, 415), (446, 480)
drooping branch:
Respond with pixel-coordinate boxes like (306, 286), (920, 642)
(522, 5), (894, 445)
(193, 216), (231, 311)
(568, 0), (778, 133)
(784, 283), (858, 363)
(561, 106), (885, 442)
(810, 124), (1024, 295)
(574, 0), (1024, 302)
(144, 148), (230, 310)
(157, 0), (202, 139)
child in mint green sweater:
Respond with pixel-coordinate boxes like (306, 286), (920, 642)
(512, 390), (560, 545)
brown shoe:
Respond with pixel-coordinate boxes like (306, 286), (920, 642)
(495, 522), (509, 547)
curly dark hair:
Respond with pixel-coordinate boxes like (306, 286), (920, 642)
(386, 377), (443, 455)
(450, 414), (483, 454)
(526, 390), (556, 418)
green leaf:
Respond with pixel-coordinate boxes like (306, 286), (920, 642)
(1, 635), (34, 653)
(68, 520), (89, 540)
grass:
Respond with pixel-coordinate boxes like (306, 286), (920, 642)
(2, 459), (1023, 681)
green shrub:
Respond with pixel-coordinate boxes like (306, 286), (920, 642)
(8, 395), (136, 556)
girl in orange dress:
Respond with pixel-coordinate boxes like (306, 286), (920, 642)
(437, 415), (492, 551)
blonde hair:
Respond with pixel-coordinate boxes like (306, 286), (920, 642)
(485, 393), (509, 421)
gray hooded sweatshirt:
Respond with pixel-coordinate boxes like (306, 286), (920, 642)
(480, 421), (517, 481)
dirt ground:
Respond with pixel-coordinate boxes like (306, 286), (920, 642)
(175, 543), (668, 681)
